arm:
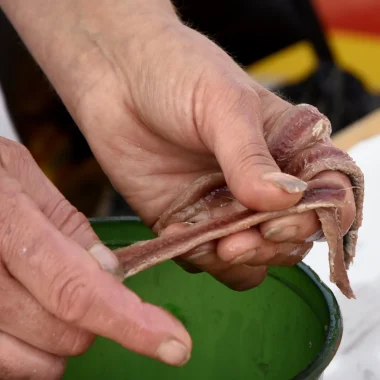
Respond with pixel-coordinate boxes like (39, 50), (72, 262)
(0, 0), (178, 123)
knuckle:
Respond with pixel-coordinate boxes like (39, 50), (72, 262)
(44, 198), (77, 227)
(0, 137), (33, 170)
(49, 268), (95, 324)
(235, 84), (261, 111)
(197, 73), (261, 134)
(221, 81), (261, 116)
(0, 194), (61, 270)
(44, 198), (96, 244)
(62, 210), (95, 243)
(235, 141), (274, 168)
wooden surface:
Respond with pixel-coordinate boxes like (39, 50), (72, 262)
(332, 108), (380, 151)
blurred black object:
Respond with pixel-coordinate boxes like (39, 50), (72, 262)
(174, 0), (380, 135)
(277, 62), (380, 134)
(173, 0), (306, 65)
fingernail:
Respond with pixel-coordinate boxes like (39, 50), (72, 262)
(88, 243), (124, 281)
(156, 339), (190, 366)
(263, 172), (307, 194)
(230, 249), (257, 265)
(264, 225), (299, 242)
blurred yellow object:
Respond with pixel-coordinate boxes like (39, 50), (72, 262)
(247, 32), (380, 93)
(246, 41), (317, 86)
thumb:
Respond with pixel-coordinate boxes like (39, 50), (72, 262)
(200, 82), (307, 211)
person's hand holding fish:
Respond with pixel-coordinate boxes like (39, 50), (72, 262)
(0, 0), (360, 378)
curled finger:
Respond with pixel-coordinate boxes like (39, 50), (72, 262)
(163, 224), (267, 290)
(0, 266), (94, 357)
(0, 331), (65, 380)
(216, 227), (276, 265)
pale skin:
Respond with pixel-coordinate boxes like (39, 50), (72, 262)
(0, 0), (355, 378)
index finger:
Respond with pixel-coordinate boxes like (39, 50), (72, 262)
(0, 175), (191, 366)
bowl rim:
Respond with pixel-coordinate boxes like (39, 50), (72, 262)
(90, 216), (343, 379)
(290, 262), (343, 379)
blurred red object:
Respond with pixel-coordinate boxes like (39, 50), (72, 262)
(314, 0), (380, 36)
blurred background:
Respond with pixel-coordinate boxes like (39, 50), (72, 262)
(1, 1), (380, 379)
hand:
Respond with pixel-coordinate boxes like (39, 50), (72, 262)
(69, 19), (356, 288)
(0, 138), (191, 378)
(1, 0), (355, 289)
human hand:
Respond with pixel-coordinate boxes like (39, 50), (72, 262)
(68, 16), (355, 288)
(0, 0), (356, 290)
(0, 138), (191, 378)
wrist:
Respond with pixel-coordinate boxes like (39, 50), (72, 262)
(0, 0), (180, 121)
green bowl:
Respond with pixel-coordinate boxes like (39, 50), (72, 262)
(63, 217), (342, 380)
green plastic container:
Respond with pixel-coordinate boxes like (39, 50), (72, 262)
(63, 217), (342, 380)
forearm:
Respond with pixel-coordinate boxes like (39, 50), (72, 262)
(0, 0), (179, 120)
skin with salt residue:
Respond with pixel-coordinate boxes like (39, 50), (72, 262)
(115, 104), (364, 299)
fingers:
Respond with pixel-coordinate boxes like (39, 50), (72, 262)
(0, 138), (122, 277)
(260, 211), (321, 244)
(261, 171), (356, 244)
(162, 210), (313, 290)
(163, 223), (267, 290)
(199, 81), (307, 212)
(0, 332), (66, 380)
(217, 228), (276, 264)
(0, 267), (94, 357)
(242, 86), (356, 238)
(249, 82), (292, 136)
(164, 168), (355, 289)
(0, 174), (191, 366)
(185, 250), (267, 291)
